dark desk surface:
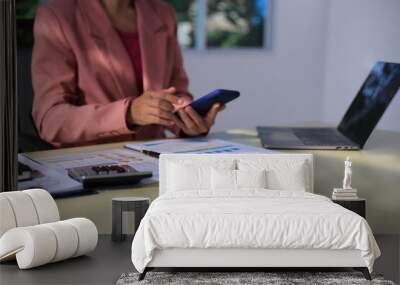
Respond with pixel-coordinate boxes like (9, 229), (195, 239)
(1, 235), (399, 285)
(22, 129), (400, 234)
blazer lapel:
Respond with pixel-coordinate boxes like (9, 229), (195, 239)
(78, 0), (137, 98)
(136, 0), (168, 91)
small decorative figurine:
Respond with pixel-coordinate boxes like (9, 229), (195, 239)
(332, 156), (358, 200)
(343, 156), (352, 190)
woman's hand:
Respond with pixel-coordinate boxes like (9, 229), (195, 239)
(127, 87), (188, 127)
(173, 104), (224, 136)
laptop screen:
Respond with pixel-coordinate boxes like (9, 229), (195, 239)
(338, 62), (400, 147)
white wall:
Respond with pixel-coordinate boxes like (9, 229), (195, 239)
(322, 0), (400, 131)
(179, 0), (400, 234)
(182, 0), (400, 132)
(182, 0), (329, 131)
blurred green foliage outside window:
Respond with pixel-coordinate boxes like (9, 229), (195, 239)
(166, 0), (269, 49)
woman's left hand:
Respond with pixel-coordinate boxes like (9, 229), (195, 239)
(173, 103), (224, 136)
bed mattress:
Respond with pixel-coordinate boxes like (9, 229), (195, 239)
(131, 190), (380, 273)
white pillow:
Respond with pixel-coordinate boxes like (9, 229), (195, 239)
(211, 169), (267, 190)
(238, 159), (308, 191)
(168, 163), (210, 191)
(267, 162), (307, 191)
(237, 169), (267, 189)
(211, 169), (236, 190)
(167, 160), (236, 192)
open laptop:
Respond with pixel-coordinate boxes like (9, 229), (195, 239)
(257, 61), (400, 150)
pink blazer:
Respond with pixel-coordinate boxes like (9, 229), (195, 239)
(32, 0), (191, 147)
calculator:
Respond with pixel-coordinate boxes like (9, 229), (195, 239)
(68, 164), (152, 188)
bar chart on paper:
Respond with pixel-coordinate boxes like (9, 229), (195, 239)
(125, 138), (270, 155)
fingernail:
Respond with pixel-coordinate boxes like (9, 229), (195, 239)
(178, 99), (183, 104)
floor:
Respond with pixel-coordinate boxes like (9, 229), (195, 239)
(0, 235), (133, 285)
(0, 235), (399, 285)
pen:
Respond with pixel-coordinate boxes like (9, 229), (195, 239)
(141, 149), (160, 158)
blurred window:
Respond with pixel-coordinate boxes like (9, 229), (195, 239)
(18, 0), (271, 49)
(165, 0), (197, 48)
(166, 0), (271, 50)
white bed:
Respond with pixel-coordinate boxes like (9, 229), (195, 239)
(131, 154), (380, 280)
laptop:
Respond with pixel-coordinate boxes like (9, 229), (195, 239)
(257, 61), (400, 150)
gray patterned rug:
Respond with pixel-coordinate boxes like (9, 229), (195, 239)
(116, 272), (396, 285)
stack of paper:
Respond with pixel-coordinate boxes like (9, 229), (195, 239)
(332, 188), (358, 200)
(19, 148), (160, 197)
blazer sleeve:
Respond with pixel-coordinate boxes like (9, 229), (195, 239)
(31, 6), (134, 147)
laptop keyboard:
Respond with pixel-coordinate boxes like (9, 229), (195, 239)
(293, 128), (352, 146)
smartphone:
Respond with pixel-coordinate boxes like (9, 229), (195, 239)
(178, 89), (240, 116)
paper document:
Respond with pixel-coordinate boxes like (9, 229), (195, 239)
(18, 154), (83, 196)
(125, 138), (269, 155)
(33, 148), (159, 182)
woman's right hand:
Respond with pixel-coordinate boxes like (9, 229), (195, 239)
(127, 87), (187, 127)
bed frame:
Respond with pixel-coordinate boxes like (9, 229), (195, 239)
(138, 154), (372, 281)
(139, 248), (371, 280)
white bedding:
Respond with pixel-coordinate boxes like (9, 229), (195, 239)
(131, 190), (380, 273)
